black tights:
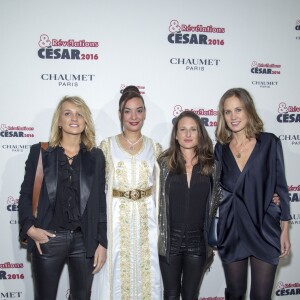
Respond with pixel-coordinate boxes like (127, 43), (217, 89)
(159, 254), (206, 300)
(223, 256), (277, 300)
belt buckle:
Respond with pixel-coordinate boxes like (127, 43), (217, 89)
(129, 189), (141, 200)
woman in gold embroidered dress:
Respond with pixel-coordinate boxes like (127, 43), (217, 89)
(92, 86), (163, 300)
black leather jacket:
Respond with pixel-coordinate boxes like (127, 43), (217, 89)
(157, 158), (222, 267)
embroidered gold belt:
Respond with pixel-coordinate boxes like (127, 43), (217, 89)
(112, 188), (152, 200)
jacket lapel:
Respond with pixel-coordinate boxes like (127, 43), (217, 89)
(80, 150), (95, 215)
(43, 147), (58, 207)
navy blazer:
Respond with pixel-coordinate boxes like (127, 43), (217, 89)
(18, 143), (107, 257)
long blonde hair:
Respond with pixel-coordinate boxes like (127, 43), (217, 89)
(49, 96), (96, 151)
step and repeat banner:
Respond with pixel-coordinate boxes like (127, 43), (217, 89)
(0, 1), (299, 299)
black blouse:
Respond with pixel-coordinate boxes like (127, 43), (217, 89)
(169, 164), (209, 255)
(49, 146), (83, 231)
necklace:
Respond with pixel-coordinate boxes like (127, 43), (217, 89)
(235, 139), (249, 158)
(122, 134), (143, 150)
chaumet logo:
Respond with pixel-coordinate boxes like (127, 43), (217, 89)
(2, 144), (30, 152)
(0, 291), (22, 299)
(170, 57), (220, 71)
(40, 73), (96, 87)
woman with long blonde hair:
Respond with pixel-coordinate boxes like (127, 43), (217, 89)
(19, 96), (107, 300)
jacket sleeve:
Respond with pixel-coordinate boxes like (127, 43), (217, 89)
(275, 139), (292, 221)
(214, 142), (222, 162)
(97, 149), (107, 248)
(209, 160), (222, 221)
(18, 143), (40, 241)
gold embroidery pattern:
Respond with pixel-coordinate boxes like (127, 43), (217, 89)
(137, 160), (150, 190)
(99, 139), (110, 186)
(138, 200), (152, 299)
(119, 199), (152, 300)
(100, 137), (114, 299)
(133, 203), (138, 299)
(114, 137), (157, 299)
(116, 161), (130, 190)
(132, 157), (137, 187)
(119, 200), (132, 300)
(154, 142), (163, 159)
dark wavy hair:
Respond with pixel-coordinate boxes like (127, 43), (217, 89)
(118, 85), (145, 131)
(159, 111), (214, 175)
(215, 88), (264, 144)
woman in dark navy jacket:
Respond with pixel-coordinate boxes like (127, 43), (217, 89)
(215, 88), (291, 300)
(19, 96), (107, 300)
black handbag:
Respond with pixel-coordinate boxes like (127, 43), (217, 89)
(208, 215), (219, 247)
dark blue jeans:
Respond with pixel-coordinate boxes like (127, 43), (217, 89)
(31, 230), (94, 300)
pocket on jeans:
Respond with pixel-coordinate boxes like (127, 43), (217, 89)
(39, 230), (55, 245)
(39, 231), (57, 255)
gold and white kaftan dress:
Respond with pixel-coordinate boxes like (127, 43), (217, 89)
(92, 135), (162, 300)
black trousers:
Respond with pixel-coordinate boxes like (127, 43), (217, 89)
(159, 254), (206, 300)
(31, 230), (94, 300)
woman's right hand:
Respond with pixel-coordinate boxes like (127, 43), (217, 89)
(27, 226), (56, 255)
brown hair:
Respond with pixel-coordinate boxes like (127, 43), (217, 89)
(215, 88), (264, 144)
(159, 111), (213, 175)
(49, 96), (96, 151)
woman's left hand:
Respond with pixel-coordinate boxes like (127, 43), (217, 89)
(279, 221), (291, 258)
(92, 244), (107, 274)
